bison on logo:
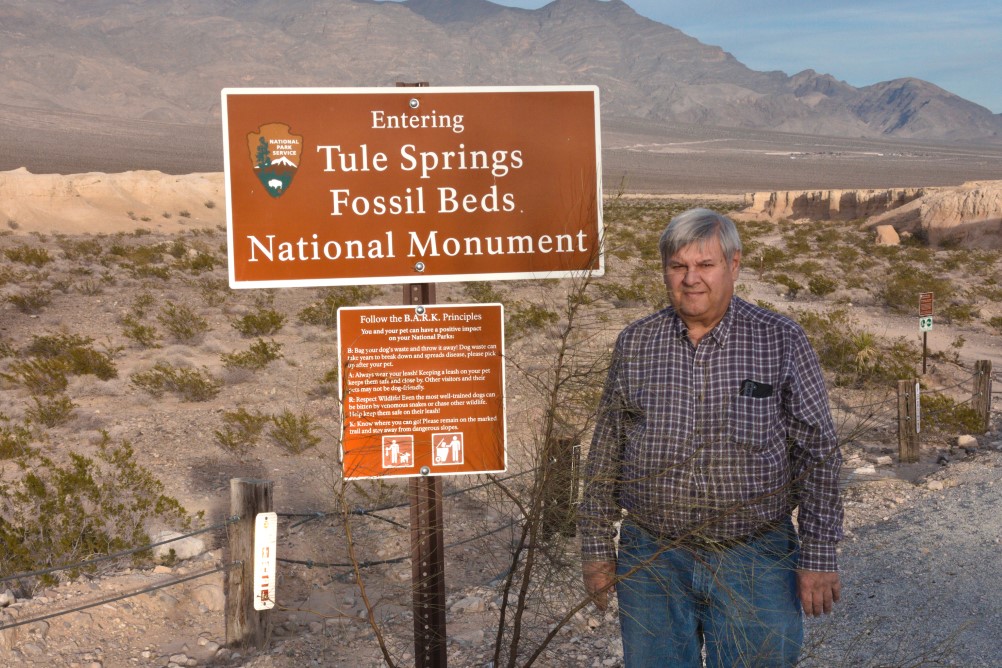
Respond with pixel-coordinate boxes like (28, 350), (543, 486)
(246, 123), (303, 198)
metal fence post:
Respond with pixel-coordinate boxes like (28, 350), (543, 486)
(226, 478), (273, 650)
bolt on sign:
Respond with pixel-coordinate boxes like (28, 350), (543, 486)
(338, 304), (505, 480)
(221, 86), (603, 288)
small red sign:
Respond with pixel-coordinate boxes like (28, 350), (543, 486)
(919, 292), (934, 317)
(337, 303), (506, 479)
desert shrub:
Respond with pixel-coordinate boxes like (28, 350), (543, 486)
(0, 434), (193, 580)
(771, 274), (803, 298)
(177, 252), (216, 274)
(462, 282), (506, 303)
(506, 302), (560, 338)
(131, 362), (221, 401)
(121, 314), (162, 349)
(25, 394), (76, 428)
(233, 309), (286, 337)
(879, 271), (953, 314)
(198, 277), (230, 308)
(989, 316), (1002, 333)
(221, 339), (283, 371)
(808, 275), (838, 297)
(793, 308), (916, 387)
(921, 393), (985, 435)
(23, 333), (117, 380)
(2, 358), (70, 395)
(157, 301), (210, 343)
(269, 410), (321, 454)
(214, 407), (270, 454)
(3, 245), (51, 267)
(59, 238), (104, 261)
(7, 287), (52, 314)
(749, 246), (787, 272)
(298, 286), (382, 328)
(940, 302), (978, 325)
(0, 416), (34, 460)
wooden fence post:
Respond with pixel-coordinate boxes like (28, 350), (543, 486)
(973, 360), (993, 433)
(226, 478), (274, 650)
(897, 379), (921, 463)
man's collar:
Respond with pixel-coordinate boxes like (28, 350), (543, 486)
(669, 297), (738, 347)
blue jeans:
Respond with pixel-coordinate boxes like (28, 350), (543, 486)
(616, 519), (802, 668)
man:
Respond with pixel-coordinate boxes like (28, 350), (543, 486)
(580, 208), (843, 667)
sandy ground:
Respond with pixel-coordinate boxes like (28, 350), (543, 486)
(0, 167), (1000, 667)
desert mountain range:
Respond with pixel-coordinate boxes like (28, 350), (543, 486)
(1, 0), (1000, 161)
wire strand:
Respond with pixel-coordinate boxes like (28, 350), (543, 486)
(0, 564), (232, 632)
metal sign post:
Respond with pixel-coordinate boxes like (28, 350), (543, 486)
(919, 292), (934, 374)
(404, 278), (448, 667)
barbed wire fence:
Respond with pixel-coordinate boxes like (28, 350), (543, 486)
(0, 361), (993, 658)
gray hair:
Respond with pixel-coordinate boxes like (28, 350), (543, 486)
(658, 208), (742, 266)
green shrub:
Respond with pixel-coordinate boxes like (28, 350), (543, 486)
(7, 287), (52, 314)
(158, 302), (210, 343)
(771, 274), (803, 298)
(507, 302), (560, 338)
(269, 410), (321, 454)
(131, 362), (221, 401)
(808, 275), (838, 297)
(0, 416), (34, 460)
(879, 271), (953, 315)
(0, 434), (192, 580)
(2, 358), (70, 395)
(793, 308), (916, 387)
(233, 309), (286, 337)
(298, 286), (382, 328)
(221, 339), (283, 371)
(26, 394), (76, 428)
(121, 314), (162, 349)
(24, 333), (117, 380)
(921, 393), (985, 435)
(214, 408), (270, 454)
(3, 245), (51, 267)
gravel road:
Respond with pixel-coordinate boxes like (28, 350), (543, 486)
(802, 447), (1002, 667)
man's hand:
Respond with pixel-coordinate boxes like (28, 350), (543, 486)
(797, 570), (841, 617)
(582, 560), (616, 611)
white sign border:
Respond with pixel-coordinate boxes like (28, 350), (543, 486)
(222, 85), (604, 289)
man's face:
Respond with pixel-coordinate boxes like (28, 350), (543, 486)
(663, 237), (741, 333)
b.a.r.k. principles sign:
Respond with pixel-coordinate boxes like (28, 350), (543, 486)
(222, 86), (603, 288)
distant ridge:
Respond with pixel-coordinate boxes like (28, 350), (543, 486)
(0, 0), (999, 143)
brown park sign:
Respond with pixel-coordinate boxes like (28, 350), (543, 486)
(337, 304), (506, 480)
(222, 86), (603, 288)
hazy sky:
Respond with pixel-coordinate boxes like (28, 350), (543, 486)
(445, 0), (1002, 113)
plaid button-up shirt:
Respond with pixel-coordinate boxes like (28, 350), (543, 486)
(580, 297), (843, 572)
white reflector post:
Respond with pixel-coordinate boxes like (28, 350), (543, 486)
(253, 512), (278, 610)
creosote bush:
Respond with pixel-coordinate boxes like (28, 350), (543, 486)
(157, 301), (210, 343)
(920, 393), (985, 435)
(215, 407), (270, 454)
(0, 433), (194, 581)
(131, 362), (221, 401)
(3, 245), (52, 267)
(23, 333), (117, 380)
(233, 309), (286, 337)
(221, 339), (283, 371)
(298, 286), (382, 328)
(269, 410), (321, 454)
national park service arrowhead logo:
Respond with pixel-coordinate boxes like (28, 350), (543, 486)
(247, 123), (303, 198)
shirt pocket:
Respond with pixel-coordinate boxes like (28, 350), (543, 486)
(728, 394), (783, 452)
